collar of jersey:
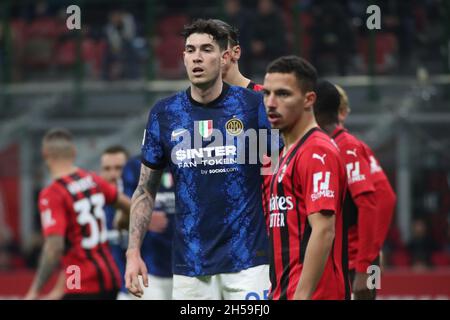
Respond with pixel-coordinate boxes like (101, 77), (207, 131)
(186, 82), (230, 108)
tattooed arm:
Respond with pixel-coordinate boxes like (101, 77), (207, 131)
(125, 164), (163, 297)
(24, 235), (64, 300)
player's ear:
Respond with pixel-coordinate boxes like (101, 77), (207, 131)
(304, 91), (316, 110)
(231, 45), (241, 62)
(221, 49), (230, 66)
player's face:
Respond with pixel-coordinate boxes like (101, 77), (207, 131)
(184, 33), (226, 87)
(100, 152), (127, 183)
(263, 72), (315, 132)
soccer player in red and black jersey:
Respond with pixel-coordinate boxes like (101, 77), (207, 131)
(314, 81), (379, 300)
(335, 84), (397, 296)
(25, 129), (131, 300)
(213, 19), (264, 91)
(262, 56), (348, 300)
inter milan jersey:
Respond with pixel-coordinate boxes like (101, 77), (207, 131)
(38, 169), (121, 294)
(141, 83), (272, 276)
(264, 128), (348, 300)
(360, 141), (396, 258)
(332, 126), (378, 271)
(122, 156), (174, 278)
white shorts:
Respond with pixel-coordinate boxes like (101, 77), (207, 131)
(172, 264), (270, 300)
(117, 274), (173, 300)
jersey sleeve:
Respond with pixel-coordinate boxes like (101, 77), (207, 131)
(38, 187), (67, 237)
(94, 174), (118, 205)
(299, 145), (343, 216)
(341, 142), (375, 197)
(122, 157), (141, 198)
(141, 103), (167, 169)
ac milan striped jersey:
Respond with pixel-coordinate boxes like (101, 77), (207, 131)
(264, 128), (349, 300)
(331, 126), (378, 272)
(38, 169), (121, 294)
(360, 141), (396, 259)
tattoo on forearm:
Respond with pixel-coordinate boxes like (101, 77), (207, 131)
(128, 166), (162, 250)
(32, 236), (63, 292)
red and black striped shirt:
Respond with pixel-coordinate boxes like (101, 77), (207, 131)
(264, 128), (349, 300)
(38, 169), (121, 294)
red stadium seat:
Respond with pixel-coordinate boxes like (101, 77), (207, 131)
(154, 35), (185, 79)
(157, 14), (189, 37)
(357, 32), (398, 73)
(390, 250), (412, 267)
(431, 252), (450, 267)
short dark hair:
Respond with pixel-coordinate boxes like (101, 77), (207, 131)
(181, 19), (229, 51)
(102, 145), (129, 158)
(313, 80), (341, 125)
(211, 19), (239, 47)
(266, 55), (317, 93)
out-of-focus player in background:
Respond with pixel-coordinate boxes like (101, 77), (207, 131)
(335, 84), (397, 296)
(213, 19), (263, 91)
(122, 156), (174, 300)
(314, 81), (379, 300)
(262, 56), (348, 300)
(125, 19), (273, 300)
(100, 145), (130, 299)
(25, 129), (131, 300)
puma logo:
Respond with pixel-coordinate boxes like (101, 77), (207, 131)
(312, 153), (327, 165)
(346, 149), (357, 157)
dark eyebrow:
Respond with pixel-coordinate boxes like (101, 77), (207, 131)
(275, 88), (292, 95)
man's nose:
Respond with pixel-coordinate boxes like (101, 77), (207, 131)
(264, 93), (277, 109)
(193, 50), (203, 63)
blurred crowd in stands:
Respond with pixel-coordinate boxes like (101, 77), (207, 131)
(0, 0), (446, 82)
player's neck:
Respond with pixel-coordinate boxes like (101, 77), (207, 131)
(49, 162), (78, 179)
(224, 68), (250, 88)
(282, 116), (318, 155)
(321, 123), (339, 136)
(190, 78), (223, 105)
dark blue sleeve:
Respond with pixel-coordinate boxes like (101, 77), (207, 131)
(122, 157), (141, 198)
(141, 103), (167, 169)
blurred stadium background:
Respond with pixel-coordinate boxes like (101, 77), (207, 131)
(0, 0), (449, 299)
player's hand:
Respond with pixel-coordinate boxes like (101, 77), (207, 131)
(125, 249), (148, 298)
(147, 211), (168, 233)
(352, 272), (375, 300)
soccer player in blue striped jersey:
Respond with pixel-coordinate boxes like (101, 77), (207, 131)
(125, 19), (274, 300)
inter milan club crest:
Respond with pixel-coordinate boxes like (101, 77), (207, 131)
(278, 164), (288, 183)
(198, 120), (213, 138)
(225, 117), (244, 136)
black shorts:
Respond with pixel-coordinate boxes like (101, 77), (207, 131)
(62, 289), (118, 300)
